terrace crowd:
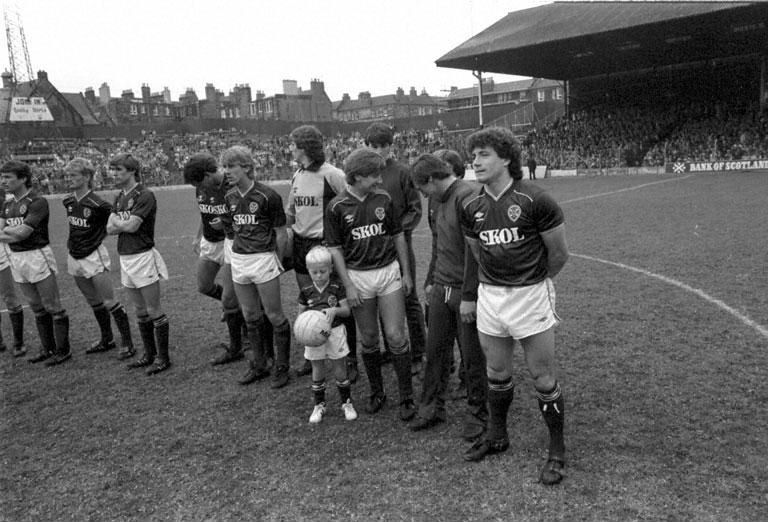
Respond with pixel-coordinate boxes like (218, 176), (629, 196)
(526, 100), (768, 169)
(0, 127), (471, 194)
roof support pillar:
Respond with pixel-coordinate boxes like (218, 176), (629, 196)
(472, 69), (484, 128)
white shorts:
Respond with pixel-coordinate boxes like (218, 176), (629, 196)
(304, 324), (349, 361)
(120, 248), (169, 289)
(477, 279), (560, 339)
(9, 246), (58, 284)
(230, 251), (283, 285)
(67, 244), (111, 278)
(199, 237), (225, 265)
(0, 244), (10, 271)
(347, 261), (402, 300)
(223, 238), (234, 265)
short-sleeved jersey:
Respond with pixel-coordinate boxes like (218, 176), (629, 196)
(460, 179), (564, 287)
(298, 280), (346, 328)
(286, 162), (346, 239)
(2, 189), (49, 252)
(224, 181), (286, 255)
(325, 188), (402, 270)
(113, 184), (157, 255)
(63, 191), (112, 259)
(196, 176), (228, 243)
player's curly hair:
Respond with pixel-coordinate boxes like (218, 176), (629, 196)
(305, 245), (332, 267)
(410, 153), (453, 186)
(289, 125), (325, 170)
(343, 149), (385, 185)
(109, 153), (142, 181)
(220, 146), (254, 176)
(0, 160), (32, 187)
(466, 127), (523, 180)
(364, 122), (394, 147)
(183, 153), (218, 185)
(66, 158), (96, 188)
(433, 149), (465, 179)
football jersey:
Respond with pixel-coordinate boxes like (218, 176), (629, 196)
(460, 179), (564, 287)
(63, 191), (112, 259)
(298, 280), (346, 328)
(286, 162), (346, 239)
(380, 157), (422, 232)
(224, 181), (286, 255)
(2, 189), (49, 252)
(195, 176), (228, 243)
(325, 188), (401, 270)
(113, 184), (157, 255)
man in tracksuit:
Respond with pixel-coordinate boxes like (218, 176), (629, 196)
(407, 152), (488, 442)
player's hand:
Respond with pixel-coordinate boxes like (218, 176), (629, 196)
(210, 217), (223, 231)
(323, 308), (336, 323)
(424, 284), (434, 301)
(402, 274), (413, 296)
(459, 300), (477, 323)
(346, 285), (363, 308)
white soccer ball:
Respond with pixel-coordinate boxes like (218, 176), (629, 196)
(293, 310), (331, 347)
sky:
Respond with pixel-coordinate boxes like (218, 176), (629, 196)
(7, 0), (553, 101)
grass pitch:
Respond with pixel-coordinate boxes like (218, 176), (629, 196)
(2, 171), (767, 521)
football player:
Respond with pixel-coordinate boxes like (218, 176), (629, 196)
(364, 123), (426, 374)
(221, 146), (292, 388)
(106, 154), (171, 375)
(0, 187), (26, 357)
(324, 149), (415, 421)
(63, 158), (133, 356)
(183, 153), (273, 367)
(286, 125), (358, 382)
(0, 161), (71, 366)
(459, 127), (569, 486)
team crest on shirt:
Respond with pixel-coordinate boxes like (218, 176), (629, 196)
(83, 208), (91, 218)
(67, 205), (74, 213)
(249, 202), (259, 213)
(209, 197), (216, 204)
(19, 204), (27, 215)
(230, 203), (237, 212)
(344, 214), (354, 225)
(197, 194), (204, 203)
(507, 205), (522, 222)
(374, 207), (385, 221)
(473, 211), (485, 222)
(327, 295), (338, 307)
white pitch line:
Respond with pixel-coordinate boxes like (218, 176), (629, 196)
(572, 253), (768, 341)
(560, 174), (694, 204)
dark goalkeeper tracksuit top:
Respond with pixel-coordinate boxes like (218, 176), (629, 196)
(425, 179), (479, 301)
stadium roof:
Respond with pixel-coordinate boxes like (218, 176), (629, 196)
(436, 1), (768, 79)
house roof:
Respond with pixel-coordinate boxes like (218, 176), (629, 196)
(336, 93), (438, 112)
(436, 1), (768, 79)
(448, 78), (560, 99)
(61, 93), (101, 125)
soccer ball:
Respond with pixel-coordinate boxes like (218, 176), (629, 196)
(293, 310), (332, 347)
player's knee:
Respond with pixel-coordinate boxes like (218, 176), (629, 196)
(146, 305), (164, 320)
(31, 305), (47, 317)
(240, 307), (261, 323)
(533, 374), (557, 393)
(357, 329), (378, 347)
(486, 365), (511, 382)
(263, 310), (285, 327)
(360, 343), (379, 355)
(383, 329), (406, 349)
(389, 341), (409, 356)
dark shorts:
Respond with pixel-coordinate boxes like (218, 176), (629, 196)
(292, 234), (324, 275)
